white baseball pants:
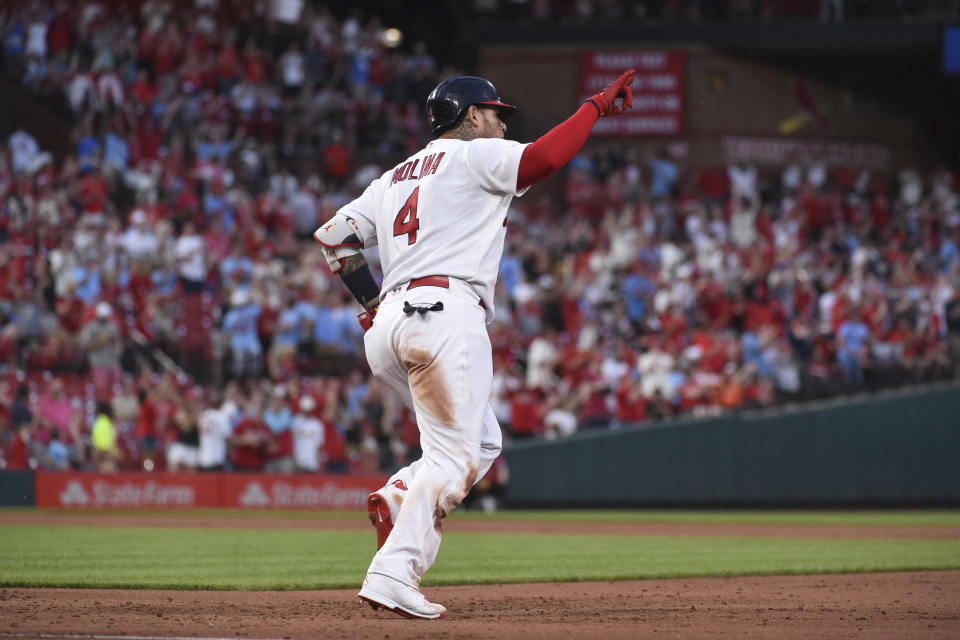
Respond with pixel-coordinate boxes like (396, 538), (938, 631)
(363, 278), (502, 588)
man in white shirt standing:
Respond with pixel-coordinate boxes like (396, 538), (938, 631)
(291, 395), (324, 473)
(174, 221), (207, 294)
(315, 70), (636, 618)
(122, 209), (158, 263)
(197, 397), (233, 471)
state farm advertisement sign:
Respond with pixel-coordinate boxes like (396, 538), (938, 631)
(36, 472), (217, 508)
(34, 472), (389, 509)
(722, 135), (890, 169)
(579, 51), (686, 136)
(223, 474), (387, 510)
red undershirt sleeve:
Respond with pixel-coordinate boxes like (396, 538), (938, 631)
(516, 102), (600, 191)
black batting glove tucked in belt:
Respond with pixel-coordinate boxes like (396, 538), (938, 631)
(403, 301), (444, 315)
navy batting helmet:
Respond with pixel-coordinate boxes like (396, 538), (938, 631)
(426, 76), (517, 136)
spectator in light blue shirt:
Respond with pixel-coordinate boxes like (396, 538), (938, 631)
(349, 49), (371, 90)
(103, 131), (129, 170)
(263, 393), (293, 435)
(4, 20), (25, 66)
(313, 295), (349, 346)
(499, 250), (523, 300)
(292, 299), (316, 342)
(267, 297), (306, 379)
(221, 244), (253, 289)
(73, 264), (101, 304)
(76, 134), (100, 171)
(203, 188), (234, 230)
(222, 289), (262, 378)
(47, 430), (70, 470)
(263, 386), (294, 473)
(313, 292), (355, 375)
(940, 238), (959, 271)
(273, 299), (303, 349)
(196, 139), (232, 163)
(648, 149), (678, 198)
(24, 55), (47, 86)
(836, 308), (871, 390)
(345, 370), (368, 420)
(622, 267), (654, 325)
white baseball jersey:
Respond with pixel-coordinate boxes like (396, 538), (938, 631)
(197, 408), (232, 468)
(292, 414), (325, 471)
(338, 137), (530, 322)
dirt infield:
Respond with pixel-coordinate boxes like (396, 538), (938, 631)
(1, 572), (958, 639)
(2, 511), (958, 639)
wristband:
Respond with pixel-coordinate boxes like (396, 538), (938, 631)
(358, 307), (377, 332)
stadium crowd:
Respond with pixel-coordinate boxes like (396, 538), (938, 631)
(1, 1), (959, 474)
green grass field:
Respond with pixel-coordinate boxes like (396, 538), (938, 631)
(1, 509), (958, 590)
(454, 509), (960, 526)
(11, 506), (960, 526)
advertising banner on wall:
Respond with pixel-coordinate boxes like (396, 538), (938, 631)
(579, 51), (686, 137)
(722, 135), (890, 169)
(35, 472), (219, 508)
(34, 472), (389, 509)
(221, 474), (387, 510)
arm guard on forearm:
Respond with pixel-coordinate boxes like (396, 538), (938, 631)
(314, 214), (381, 330)
(338, 254), (380, 311)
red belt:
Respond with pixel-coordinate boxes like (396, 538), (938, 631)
(407, 275), (450, 290)
(406, 275), (485, 309)
(359, 276), (486, 333)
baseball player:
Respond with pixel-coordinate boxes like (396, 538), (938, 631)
(314, 69), (636, 619)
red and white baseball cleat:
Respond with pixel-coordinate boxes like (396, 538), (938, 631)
(367, 479), (407, 550)
(358, 573), (446, 620)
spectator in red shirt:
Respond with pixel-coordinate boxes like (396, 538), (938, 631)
(578, 359), (612, 429)
(231, 397), (272, 472)
(5, 425), (32, 470)
(615, 378), (648, 424)
(135, 387), (159, 464)
(508, 388), (544, 439)
(47, 6), (73, 56)
(128, 70), (157, 105)
(54, 291), (84, 337)
(322, 132), (351, 187)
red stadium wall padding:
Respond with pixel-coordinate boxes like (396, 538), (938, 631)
(34, 472), (389, 509)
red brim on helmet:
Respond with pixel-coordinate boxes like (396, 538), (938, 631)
(477, 100), (518, 119)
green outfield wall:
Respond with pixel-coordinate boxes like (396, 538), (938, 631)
(503, 384), (960, 506)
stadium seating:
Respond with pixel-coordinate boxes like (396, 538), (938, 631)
(1, 1), (958, 473)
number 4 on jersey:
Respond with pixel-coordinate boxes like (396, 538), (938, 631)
(393, 186), (420, 245)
